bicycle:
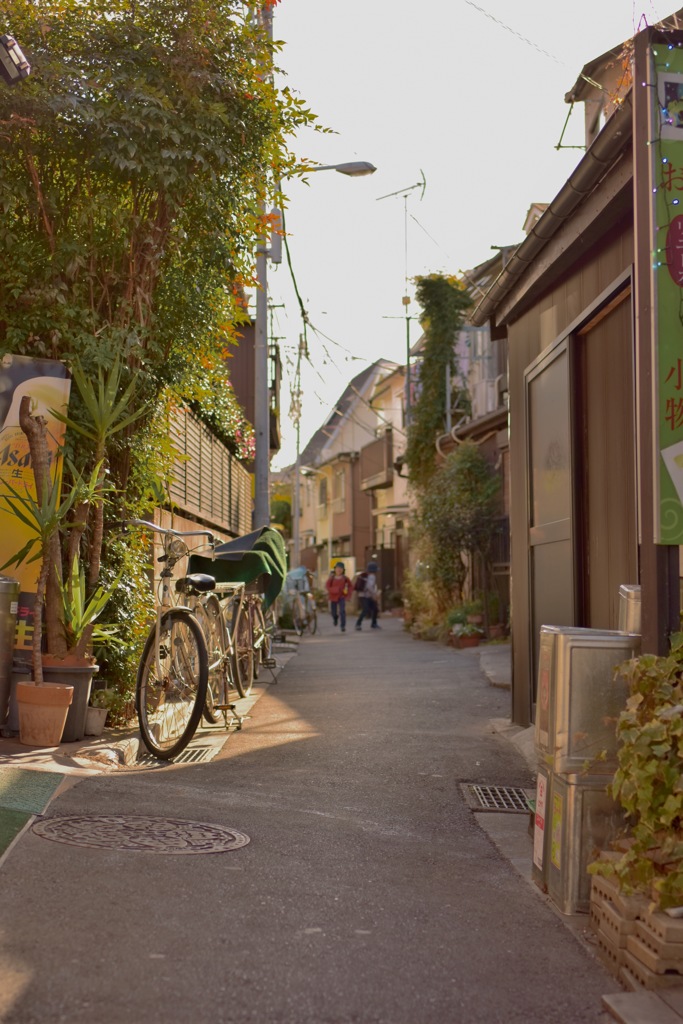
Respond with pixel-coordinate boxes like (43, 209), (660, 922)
(125, 520), (253, 760)
(290, 585), (317, 636)
(124, 519), (214, 760)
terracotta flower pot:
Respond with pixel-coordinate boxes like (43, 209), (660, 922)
(457, 636), (480, 649)
(17, 681), (74, 747)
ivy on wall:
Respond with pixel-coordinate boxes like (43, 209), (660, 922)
(405, 274), (471, 491)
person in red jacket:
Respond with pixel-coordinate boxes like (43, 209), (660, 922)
(325, 561), (352, 632)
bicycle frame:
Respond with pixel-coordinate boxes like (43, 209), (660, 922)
(123, 519), (216, 678)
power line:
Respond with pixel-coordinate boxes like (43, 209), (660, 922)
(463, 0), (563, 64)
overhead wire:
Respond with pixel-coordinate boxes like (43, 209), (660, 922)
(463, 0), (563, 64)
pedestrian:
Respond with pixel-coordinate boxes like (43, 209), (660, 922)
(326, 560), (353, 632)
(355, 560), (380, 630)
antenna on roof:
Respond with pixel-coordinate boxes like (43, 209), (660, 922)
(376, 171), (427, 428)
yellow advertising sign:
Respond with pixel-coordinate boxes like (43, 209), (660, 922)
(0, 354), (71, 653)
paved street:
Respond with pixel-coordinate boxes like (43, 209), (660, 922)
(0, 616), (617, 1023)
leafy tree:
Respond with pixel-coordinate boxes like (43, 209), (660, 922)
(418, 441), (500, 611)
(0, 0), (314, 477)
(405, 274), (471, 491)
(0, 0), (315, 684)
(270, 494), (291, 538)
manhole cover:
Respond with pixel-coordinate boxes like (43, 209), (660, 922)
(31, 815), (250, 854)
(461, 784), (532, 813)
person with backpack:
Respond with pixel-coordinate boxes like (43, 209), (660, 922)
(326, 560), (353, 632)
(355, 560), (380, 631)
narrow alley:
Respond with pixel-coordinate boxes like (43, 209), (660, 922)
(0, 619), (617, 1023)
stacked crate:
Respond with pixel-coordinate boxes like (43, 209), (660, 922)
(590, 866), (683, 990)
(590, 869), (648, 977)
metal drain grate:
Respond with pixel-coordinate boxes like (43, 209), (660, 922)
(461, 783), (533, 813)
(137, 745), (218, 768)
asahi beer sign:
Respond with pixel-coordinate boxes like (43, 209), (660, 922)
(0, 355), (70, 653)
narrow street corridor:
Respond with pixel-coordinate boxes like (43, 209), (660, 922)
(0, 617), (617, 1023)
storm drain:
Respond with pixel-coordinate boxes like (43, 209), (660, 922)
(136, 745), (219, 768)
(461, 784), (533, 813)
(31, 814), (250, 854)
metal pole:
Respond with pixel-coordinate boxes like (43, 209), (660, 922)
(252, 2), (273, 529)
(254, 220), (269, 528)
(404, 308), (411, 427)
(445, 362), (451, 433)
(292, 416), (301, 568)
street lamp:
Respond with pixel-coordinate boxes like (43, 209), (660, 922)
(254, 159), (376, 535)
(0, 34), (30, 86)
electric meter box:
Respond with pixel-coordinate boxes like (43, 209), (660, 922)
(546, 772), (626, 916)
(534, 625), (640, 775)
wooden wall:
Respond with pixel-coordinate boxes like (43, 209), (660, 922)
(169, 406), (252, 539)
(507, 222), (635, 726)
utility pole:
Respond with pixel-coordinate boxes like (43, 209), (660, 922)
(253, 1), (274, 529)
(291, 334), (304, 568)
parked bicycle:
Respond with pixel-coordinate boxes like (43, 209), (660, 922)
(287, 569), (317, 636)
(123, 520), (255, 760)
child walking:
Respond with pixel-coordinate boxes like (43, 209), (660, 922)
(326, 561), (352, 632)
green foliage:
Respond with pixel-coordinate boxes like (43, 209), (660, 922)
(59, 556), (123, 651)
(0, 1), (316, 677)
(270, 494), (292, 538)
(417, 441), (500, 610)
(0, 0), (312, 470)
(94, 529), (155, 712)
(446, 606), (467, 627)
(451, 621), (483, 639)
(406, 274), (471, 490)
(592, 633), (683, 909)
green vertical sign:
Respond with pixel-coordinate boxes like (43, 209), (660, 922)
(652, 44), (683, 542)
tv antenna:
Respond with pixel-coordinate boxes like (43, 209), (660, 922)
(377, 171), (427, 427)
(377, 170), (427, 304)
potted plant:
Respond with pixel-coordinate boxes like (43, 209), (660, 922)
(463, 597), (484, 626)
(0, 355), (143, 743)
(590, 632), (683, 911)
(0, 439), (79, 745)
(450, 621), (484, 649)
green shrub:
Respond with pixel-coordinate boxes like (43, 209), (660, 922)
(590, 632), (683, 910)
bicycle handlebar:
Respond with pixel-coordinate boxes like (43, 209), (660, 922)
(118, 519), (217, 545)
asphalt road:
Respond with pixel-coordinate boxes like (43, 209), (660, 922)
(0, 616), (617, 1023)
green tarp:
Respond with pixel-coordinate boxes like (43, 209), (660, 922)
(187, 526), (286, 610)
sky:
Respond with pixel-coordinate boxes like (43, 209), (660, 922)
(265, 0), (672, 469)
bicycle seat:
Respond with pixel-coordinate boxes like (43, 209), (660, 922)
(176, 573), (216, 595)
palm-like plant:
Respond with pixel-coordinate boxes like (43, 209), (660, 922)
(0, 355), (147, 675)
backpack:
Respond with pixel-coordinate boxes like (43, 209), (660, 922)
(354, 572), (367, 593)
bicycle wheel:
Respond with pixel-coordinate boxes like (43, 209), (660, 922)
(292, 595), (304, 636)
(307, 600), (317, 635)
(195, 595), (228, 725)
(231, 599), (254, 698)
(251, 599), (267, 680)
(136, 609), (208, 760)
